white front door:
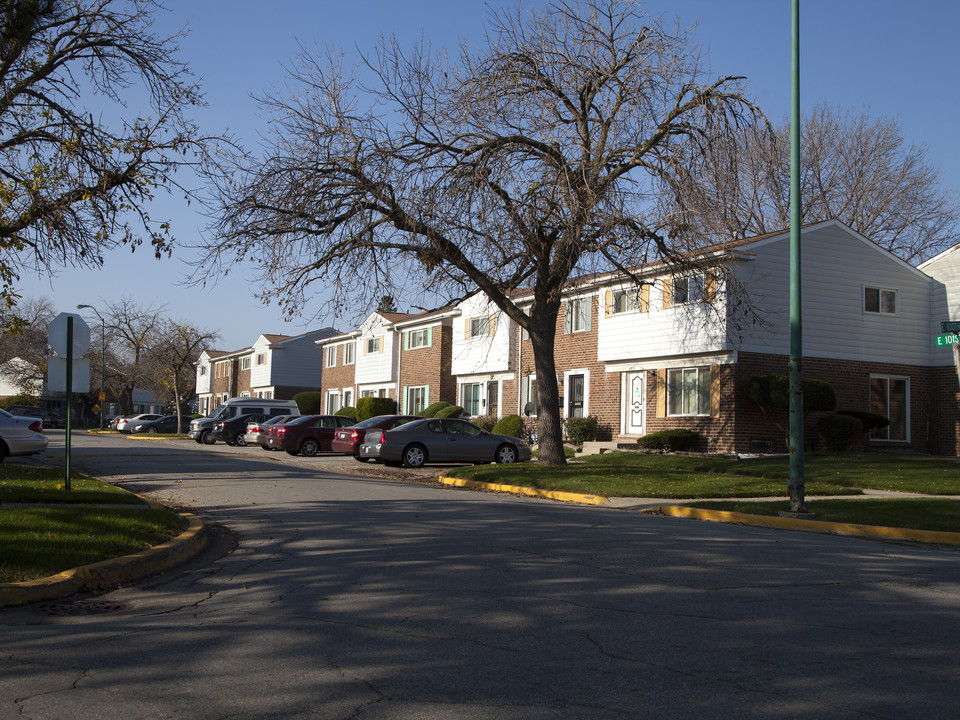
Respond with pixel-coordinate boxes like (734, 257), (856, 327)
(626, 372), (646, 435)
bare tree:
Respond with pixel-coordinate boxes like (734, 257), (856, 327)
(0, 295), (53, 391)
(101, 296), (164, 413)
(147, 318), (218, 426)
(0, 0), (225, 330)
(668, 103), (960, 263)
(200, 1), (761, 464)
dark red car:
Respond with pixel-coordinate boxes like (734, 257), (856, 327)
(331, 415), (420, 460)
(265, 414), (356, 456)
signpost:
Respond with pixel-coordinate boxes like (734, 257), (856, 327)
(939, 321), (960, 393)
(48, 313), (91, 491)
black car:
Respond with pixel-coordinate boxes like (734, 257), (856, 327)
(210, 413), (266, 446)
(128, 414), (192, 434)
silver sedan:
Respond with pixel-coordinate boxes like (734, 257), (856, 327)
(0, 407), (48, 461)
(359, 417), (531, 468)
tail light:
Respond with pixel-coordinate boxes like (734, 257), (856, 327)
(28, 420), (43, 433)
(275, 426), (288, 436)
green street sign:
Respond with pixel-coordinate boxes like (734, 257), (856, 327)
(935, 333), (959, 347)
(941, 321), (960, 333)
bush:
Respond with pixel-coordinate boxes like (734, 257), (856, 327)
(356, 396), (397, 421)
(745, 374), (837, 414)
(435, 404), (465, 418)
(492, 414), (524, 438)
(636, 429), (699, 452)
(837, 409), (890, 433)
(472, 414), (498, 431)
(418, 401), (451, 418)
(0, 393), (40, 412)
(335, 406), (357, 420)
(817, 413), (862, 452)
(564, 415), (598, 444)
(293, 391), (322, 414)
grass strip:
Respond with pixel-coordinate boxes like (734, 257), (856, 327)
(0, 506), (189, 583)
(0, 464), (142, 504)
(680, 499), (960, 534)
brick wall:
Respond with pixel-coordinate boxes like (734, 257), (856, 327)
(399, 325), (456, 405)
(320, 344), (356, 398)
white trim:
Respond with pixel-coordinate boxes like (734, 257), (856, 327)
(562, 368), (590, 419)
(605, 351), (736, 373)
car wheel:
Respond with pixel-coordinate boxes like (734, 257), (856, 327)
(402, 444), (427, 468)
(496, 444), (518, 463)
(201, 430), (216, 445)
(235, 434), (247, 447)
(300, 438), (319, 457)
(146, 427), (158, 434)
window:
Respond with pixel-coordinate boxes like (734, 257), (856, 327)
(199, 365), (207, 376)
(366, 337), (381, 354)
(325, 345), (337, 368)
(361, 390), (377, 398)
(667, 367), (710, 416)
(865, 287), (897, 315)
(870, 375), (909, 441)
(521, 374), (538, 417)
(467, 316), (491, 338)
(240, 357), (252, 371)
(343, 389), (353, 407)
(407, 328), (431, 349)
(564, 298), (591, 333)
(256, 353), (266, 366)
(613, 289), (639, 314)
(326, 391), (342, 414)
(406, 386), (428, 415)
(344, 342), (355, 365)
(460, 382), (482, 416)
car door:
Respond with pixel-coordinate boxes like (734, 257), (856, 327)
(442, 419), (490, 462)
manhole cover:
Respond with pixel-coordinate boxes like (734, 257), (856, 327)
(34, 599), (129, 616)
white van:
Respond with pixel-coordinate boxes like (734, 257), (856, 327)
(189, 398), (300, 445)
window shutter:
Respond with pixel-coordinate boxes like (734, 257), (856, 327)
(662, 278), (672, 309)
(379, 336), (384, 353)
(464, 318), (470, 338)
(640, 285), (650, 313)
(563, 302), (572, 334)
(363, 339), (368, 356)
(604, 289), (612, 317)
(488, 314), (496, 336)
(401, 386), (407, 414)
(656, 369), (666, 417)
(424, 385), (430, 406)
(585, 300), (592, 331)
(704, 271), (717, 303)
(403, 331), (409, 351)
(427, 326), (433, 347)
(710, 365), (721, 416)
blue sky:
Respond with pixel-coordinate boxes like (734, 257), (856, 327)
(17, 0), (960, 350)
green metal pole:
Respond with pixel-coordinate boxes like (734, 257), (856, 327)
(788, 0), (805, 512)
(65, 317), (73, 492)
(99, 316), (105, 430)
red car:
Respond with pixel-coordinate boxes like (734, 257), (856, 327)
(265, 414), (356, 456)
(331, 415), (420, 461)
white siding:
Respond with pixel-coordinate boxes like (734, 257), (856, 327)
(354, 315), (398, 384)
(919, 245), (960, 367)
(195, 353), (213, 394)
(736, 224), (934, 366)
(451, 294), (514, 375)
(250, 329), (336, 390)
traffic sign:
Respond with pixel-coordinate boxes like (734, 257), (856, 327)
(935, 333), (959, 347)
(48, 313), (90, 357)
(941, 321), (960, 333)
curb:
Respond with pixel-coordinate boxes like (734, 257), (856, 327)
(655, 505), (960, 545)
(438, 474), (609, 505)
(0, 509), (206, 609)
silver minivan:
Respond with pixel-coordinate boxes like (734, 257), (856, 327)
(189, 398), (299, 445)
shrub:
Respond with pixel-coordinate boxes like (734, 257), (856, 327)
(418, 401), (451, 418)
(0, 393), (40, 411)
(335, 406), (357, 420)
(817, 413), (862, 452)
(356, 396), (397, 421)
(435, 404), (465, 418)
(472, 414), (498, 431)
(745, 374), (837, 414)
(564, 415), (598, 445)
(836, 409), (890, 434)
(636, 429), (699, 452)
(492, 414), (524, 438)
(293, 391), (322, 414)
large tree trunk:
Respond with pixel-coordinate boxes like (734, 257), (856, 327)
(528, 304), (566, 466)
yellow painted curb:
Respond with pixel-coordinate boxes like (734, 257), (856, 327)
(439, 474), (609, 505)
(656, 505), (960, 545)
(0, 511), (206, 608)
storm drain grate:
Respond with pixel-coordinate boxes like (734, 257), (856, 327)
(34, 599), (129, 616)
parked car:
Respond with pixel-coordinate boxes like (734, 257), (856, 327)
(8, 405), (64, 429)
(128, 414), (192, 434)
(331, 415), (421, 460)
(244, 415), (298, 450)
(0, 407), (48, 461)
(359, 417), (531, 468)
(210, 413), (267, 446)
(189, 398), (299, 445)
(116, 414), (163, 433)
(265, 414), (356, 456)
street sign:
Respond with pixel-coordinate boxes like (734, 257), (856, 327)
(941, 321), (960, 333)
(48, 313), (91, 357)
(47, 358), (90, 392)
(935, 333), (959, 347)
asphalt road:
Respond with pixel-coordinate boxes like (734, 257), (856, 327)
(2, 432), (959, 719)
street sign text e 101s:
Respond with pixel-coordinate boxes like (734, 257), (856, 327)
(935, 333), (959, 347)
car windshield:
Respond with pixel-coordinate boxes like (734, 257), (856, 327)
(210, 406), (239, 421)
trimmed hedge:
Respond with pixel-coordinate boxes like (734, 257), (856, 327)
(492, 414), (524, 438)
(817, 413), (862, 452)
(292, 391), (322, 414)
(564, 415), (598, 444)
(335, 406), (357, 420)
(435, 404), (465, 418)
(356, 396), (397, 421)
(636, 429), (699, 452)
(419, 401), (451, 418)
(472, 414), (498, 431)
